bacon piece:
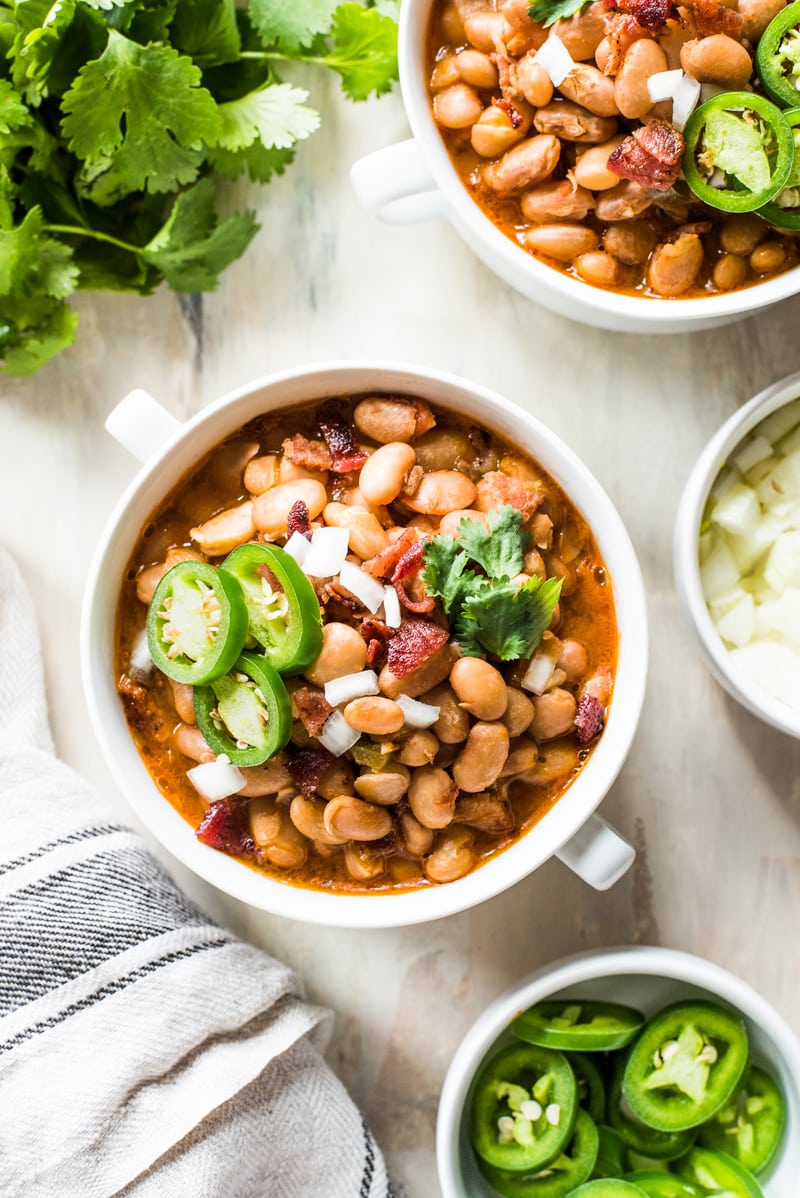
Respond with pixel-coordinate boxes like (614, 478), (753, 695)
(615, 0), (672, 31)
(574, 694), (605, 745)
(196, 799), (255, 858)
(607, 121), (685, 192)
(685, 0), (742, 36)
(318, 405), (368, 473)
(386, 618), (450, 679)
(294, 687), (334, 738)
(118, 675), (149, 731)
(603, 12), (647, 74)
(287, 500), (311, 540)
(363, 528), (418, 579)
(476, 472), (543, 522)
(409, 398), (436, 438)
(360, 619), (395, 671)
(288, 745), (334, 795)
(283, 434), (332, 472)
(390, 538), (435, 614)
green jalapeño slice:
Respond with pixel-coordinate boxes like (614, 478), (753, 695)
(568, 1053), (607, 1125)
(674, 1147), (764, 1197)
(513, 1001), (645, 1053)
(683, 93), (794, 212)
(697, 1065), (786, 1175)
(757, 1), (800, 108)
(221, 542), (322, 675)
(607, 1055), (696, 1160)
(624, 1174), (700, 1197)
(569, 1181), (649, 1197)
(478, 1110), (599, 1198)
(622, 1003), (749, 1133)
(194, 652), (292, 766)
(470, 1043), (578, 1172)
(759, 108), (800, 228)
(147, 560), (248, 686)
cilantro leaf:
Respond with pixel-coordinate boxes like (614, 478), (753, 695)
(457, 506), (531, 579)
(248, 0), (339, 53)
(528, 0), (591, 28)
(209, 141), (295, 183)
(216, 82), (320, 152)
(321, 3), (399, 100)
(0, 80), (31, 134)
(9, 0), (77, 104)
(171, 0), (241, 67)
(421, 534), (478, 619)
(456, 576), (563, 661)
(0, 302), (78, 375)
(61, 31), (222, 201)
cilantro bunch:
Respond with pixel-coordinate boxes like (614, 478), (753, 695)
(421, 506), (562, 661)
(528, 0), (592, 28)
(0, 0), (398, 376)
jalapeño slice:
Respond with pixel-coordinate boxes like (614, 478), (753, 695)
(757, 1), (800, 109)
(221, 542), (322, 674)
(674, 1147), (764, 1197)
(592, 1125), (629, 1179)
(622, 1003), (749, 1133)
(697, 1065), (786, 1176)
(147, 560), (248, 686)
(194, 652), (292, 766)
(568, 1053), (607, 1125)
(568, 1181), (648, 1196)
(512, 1002), (645, 1053)
(759, 108), (800, 228)
(682, 93), (794, 212)
(607, 1055), (696, 1160)
(478, 1109), (599, 1198)
(624, 1174), (700, 1197)
(470, 1043), (578, 1172)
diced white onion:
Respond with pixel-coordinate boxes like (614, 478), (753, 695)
(383, 585), (402, 628)
(339, 560), (386, 613)
(187, 759), (245, 802)
(534, 35), (575, 87)
(647, 68), (683, 104)
(284, 531), (310, 566)
(734, 435), (772, 475)
(302, 526), (350, 577)
(671, 74), (701, 131)
(397, 694), (441, 729)
(522, 653), (556, 695)
(324, 669), (380, 707)
(129, 627), (153, 681)
(317, 709), (361, 756)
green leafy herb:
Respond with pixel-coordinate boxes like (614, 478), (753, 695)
(422, 506), (562, 661)
(528, 0), (592, 28)
(0, 0), (398, 375)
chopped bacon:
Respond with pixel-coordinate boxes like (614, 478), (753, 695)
(360, 619), (395, 670)
(614, 0), (672, 31)
(118, 675), (149, 731)
(685, 0), (743, 36)
(408, 398), (436, 438)
(196, 799), (254, 858)
(493, 97), (525, 129)
(287, 500), (312, 540)
(288, 745), (334, 795)
(386, 618), (450, 679)
(603, 12), (647, 74)
(493, 53), (524, 107)
(318, 405), (368, 472)
(476, 472), (543, 522)
(607, 121), (685, 192)
(283, 434), (332, 472)
(390, 538), (435, 614)
(363, 528), (419, 579)
(574, 694), (605, 745)
(294, 687), (334, 737)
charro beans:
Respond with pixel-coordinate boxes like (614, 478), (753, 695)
(483, 135), (561, 195)
(559, 64), (619, 117)
(290, 794), (349, 845)
(238, 757), (293, 798)
(719, 215), (766, 256)
(573, 137), (627, 191)
(359, 442), (416, 505)
(501, 738), (541, 777)
(603, 221), (657, 265)
(680, 35), (753, 88)
(520, 180), (595, 223)
(553, 2), (607, 60)
(455, 48), (498, 88)
(305, 622), (367, 686)
(471, 105), (530, 157)
(529, 689), (578, 741)
(751, 242), (787, 273)
(323, 795), (393, 842)
(533, 102), (617, 144)
(354, 768), (410, 805)
(558, 639), (589, 682)
(413, 428), (471, 471)
(403, 470), (477, 515)
(424, 827), (476, 884)
(399, 810), (435, 857)
(522, 225), (600, 262)
(438, 508), (489, 536)
(379, 644), (458, 700)
(450, 657), (508, 721)
(713, 253), (749, 291)
(432, 83), (483, 129)
(244, 454), (280, 495)
(614, 40), (668, 119)
(594, 181), (652, 222)
(323, 502), (389, 559)
(250, 799), (308, 869)
(574, 251), (624, 288)
(516, 55), (554, 107)
(174, 723), (214, 763)
(428, 684), (471, 743)
(316, 758), (355, 800)
(253, 480), (327, 537)
(408, 765), (458, 829)
(353, 396), (434, 444)
(740, 0), (787, 39)
(647, 233), (704, 297)
(344, 843), (385, 881)
(453, 722), (510, 792)
(396, 730), (440, 767)
(344, 696), (405, 735)
(463, 11), (506, 52)
(502, 688), (536, 737)
(456, 793), (514, 832)
(168, 678), (196, 725)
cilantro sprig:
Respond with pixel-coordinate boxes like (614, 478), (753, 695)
(528, 0), (592, 28)
(422, 506), (562, 662)
(0, 0), (398, 375)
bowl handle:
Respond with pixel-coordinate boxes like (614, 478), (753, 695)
(555, 814), (635, 891)
(350, 139), (447, 224)
(106, 389), (184, 463)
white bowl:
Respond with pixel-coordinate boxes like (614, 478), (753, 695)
(350, 1), (800, 335)
(674, 370), (800, 741)
(437, 945), (800, 1198)
(81, 361), (648, 928)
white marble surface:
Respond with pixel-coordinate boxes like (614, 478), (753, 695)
(2, 70), (800, 1196)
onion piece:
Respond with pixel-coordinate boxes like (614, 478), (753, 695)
(671, 74), (701, 131)
(734, 435), (772, 475)
(129, 627), (153, 681)
(318, 709), (361, 756)
(302, 526), (350, 578)
(522, 652), (557, 695)
(339, 560), (386, 613)
(187, 759), (245, 801)
(397, 694), (440, 729)
(647, 68), (683, 104)
(534, 35), (575, 87)
(284, 531), (311, 566)
(383, 585), (402, 628)
(324, 669), (380, 707)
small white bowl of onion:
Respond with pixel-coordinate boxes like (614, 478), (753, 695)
(675, 371), (800, 740)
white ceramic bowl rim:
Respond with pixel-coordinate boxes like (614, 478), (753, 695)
(674, 369), (800, 740)
(81, 360), (648, 927)
(397, 2), (800, 323)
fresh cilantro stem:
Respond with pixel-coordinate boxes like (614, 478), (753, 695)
(239, 50), (350, 68)
(43, 223), (142, 255)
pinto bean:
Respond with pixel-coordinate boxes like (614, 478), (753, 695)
(174, 723), (215, 763)
(520, 179), (595, 223)
(279, 453), (327, 486)
(471, 105), (529, 157)
(238, 757), (293, 797)
(751, 241), (787, 273)
(430, 54), (461, 92)
(574, 251), (624, 288)
(455, 48), (499, 88)
(316, 759), (355, 800)
(441, 1), (467, 42)
(408, 765), (458, 829)
(427, 684), (471, 743)
(250, 798), (308, 869)
(344, 843), (385, 881)
(433, 83), (484, 128)
(168, 678), (196, 725)
(353, 396), (434, 444)
(603, 220), (657, 265)
(453, 722), (510, 792)
(595, 37), (612, 71)
(359, 442), (417, 506)
(483, 135), (561, 195)
(380, 644), (459, 700)
(323, 502), (389, 560)
(344, 696), (405, 735)
(414, 428), (472, 471)
(464, 11), (507, 52)
(517, 54), (554, 106)
(529, 739), (580, 786)
(560, 64), (619, 116)
(424, 827), (476, 883)
(450, 657), (508, 721)
(739, 0), (786, 41)
(501, 738), (541, 776)
(305, 622), (367, 686)
(680, 35), (752, 88)
(647, 233), (704, 297)
(595, 181), (652, 221)
(399, 810), (435, 856)
(502, 687), (536, 737)
(553, 2), (607, 59)
(354, 768), (410, 805)
(135, 548), (205, 605)
(719, 214), (766, 255)
(290, 794), (349, 845)
(614, 40), (668, 119)
(438, 509), (490, 538)
(529, 688), (577, 740)
(253, 480), (327, 538)
(533, 101), (617, 143)
(244, 454), (280, 496)
(403, 470), (477, 515)
(573, 137), (627, 191)
(396, 729), (440, 766)
(189, 501), (255, 556)
(323, 795), (393, 842)
(456, 793), (514, 832)
(523, 224), (600, 262)
(558, 639), (589, 682)
(713, 253), (749, 291)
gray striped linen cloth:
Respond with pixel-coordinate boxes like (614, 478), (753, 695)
(0, 547), (393, 1198)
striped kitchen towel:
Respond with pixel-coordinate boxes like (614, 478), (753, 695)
(0, 547), (393, 1198)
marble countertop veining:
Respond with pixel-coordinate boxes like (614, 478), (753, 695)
(2, 70), (799, 1197)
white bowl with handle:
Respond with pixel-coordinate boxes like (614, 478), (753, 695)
(81, 361), (648, 927)
(350, 0), (800, 335)
(438, 945), (800, 1197)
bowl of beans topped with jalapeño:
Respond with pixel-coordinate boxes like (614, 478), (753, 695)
(437, 946), (800, 1198)
(352, 0), (800, 333)
(82, 362), (647, 928)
